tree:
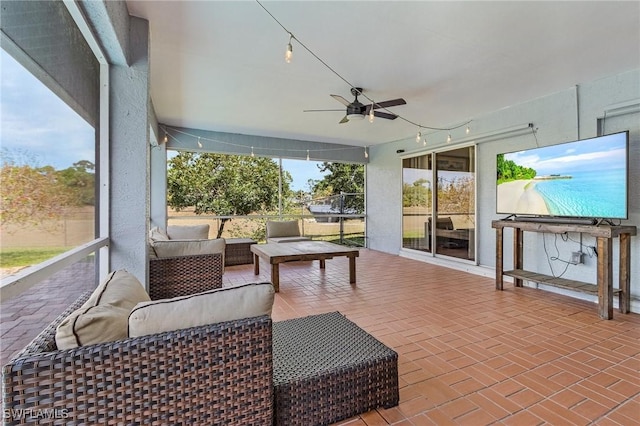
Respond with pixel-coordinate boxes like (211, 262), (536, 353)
(56, 161), (95, 206)
(497, 153), (536, 184)
(403, 178), (431, 208)
(167, 152), (292, 238)
(0, 156), (72, 228)
(310, 162), (364, 212)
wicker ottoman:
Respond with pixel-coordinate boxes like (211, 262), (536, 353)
(224, 238), (256, 266)
(272, 312), (399, 425)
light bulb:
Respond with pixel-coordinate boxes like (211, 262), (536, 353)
(368, 107), (374, 123)
(466, 125), (470, 135)
(416, 131), (422, 143)
(423, 139), (427, 146)
(364, 147), (369, 158)
(285, 35), (293, 63)
(163, 133), (168, 144)
(251, 146), (255, 157)
(197, 137), (203, 148)
(306, 149), (310, 161)
(447, 133), (452, 143)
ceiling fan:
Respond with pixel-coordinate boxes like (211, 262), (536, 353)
(304, 87), (406, 124)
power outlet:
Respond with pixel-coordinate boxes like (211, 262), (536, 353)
(571, 251), (583, 265)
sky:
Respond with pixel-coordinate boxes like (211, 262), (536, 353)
(504, 133), (627, 175)
(1, 49), (95, 169)
(1, 48), (328, 190)
(281, 158), (328, 192)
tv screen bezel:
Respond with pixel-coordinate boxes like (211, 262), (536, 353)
(495, 131), (629, 220)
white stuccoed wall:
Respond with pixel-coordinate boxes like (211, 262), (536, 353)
(367, 69), (640, 312)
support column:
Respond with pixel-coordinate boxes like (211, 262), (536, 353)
(150, 140), (167, 228)
(109, 16), (150, 286)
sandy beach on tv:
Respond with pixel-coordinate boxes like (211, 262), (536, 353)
(497, 180), (550, 215)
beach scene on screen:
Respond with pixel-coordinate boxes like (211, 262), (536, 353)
(496, 133), (627, 219)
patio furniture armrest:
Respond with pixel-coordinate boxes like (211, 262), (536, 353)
(2, 292), (273, 425)
(149, 252), (223, 300)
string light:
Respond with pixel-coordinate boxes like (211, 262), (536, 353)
(416, 130), (422, 143)
(466, 125), (470, 135)
(423, 138), (427, 146)
(447, 133), (452, 143)
(163, 132), (168, 144)
(285, 34), (293, 63)
(197, 137), (203, 148)
(256, 0), (473, 137)
(251, 146), (255, 157)
(368, 105), (375, 123)
(306, 149), (310, 161)
(163, 125), (366, 158)
(364, 146), (369, 159)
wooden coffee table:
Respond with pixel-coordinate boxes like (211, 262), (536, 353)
(250, 241), (359, 292)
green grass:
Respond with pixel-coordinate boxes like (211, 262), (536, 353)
(0, 248), (70, 268)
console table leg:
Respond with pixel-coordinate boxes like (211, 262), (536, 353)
(514, 228), (523, 287)
(597, 237), (613, 320)
(496, 228), (504, 290)
(254, 254), (260, 275)
(619, 233), (631, 314)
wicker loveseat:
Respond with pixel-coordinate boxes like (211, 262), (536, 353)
(1, 273), (274, 425)
(3, 255), (399, 425)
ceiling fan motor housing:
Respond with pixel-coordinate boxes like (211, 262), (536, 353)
(348, 87), (366, 115)
(347, 101), (365, 115)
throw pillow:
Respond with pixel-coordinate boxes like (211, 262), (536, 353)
(149, 226), (170, 242)
(56, 270), (150, 349)
(167, 224), (210, 240)
(128, 282), (275, 337)
(266, 220), (300, 238)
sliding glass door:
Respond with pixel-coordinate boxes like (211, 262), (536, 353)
(402, 154), (432, 252)
(402, 146), (475, 262)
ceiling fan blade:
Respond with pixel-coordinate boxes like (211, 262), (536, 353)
(303, 109), (344, 112)
(371, 98), (407, 110)
(339, 115), (349, 124)
(373, 111), (398, 120)
(330, 94), (351, 107)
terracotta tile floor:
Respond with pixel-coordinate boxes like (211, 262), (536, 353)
(2, 249), (638, 425)
(224, 249), (639, 425)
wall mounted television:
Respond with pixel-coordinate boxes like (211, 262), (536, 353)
(496, 131), (629, 220)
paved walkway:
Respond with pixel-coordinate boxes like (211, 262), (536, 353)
(0, 260), (95, 364)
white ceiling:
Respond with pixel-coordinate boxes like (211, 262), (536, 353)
(126, 1), (640, 147)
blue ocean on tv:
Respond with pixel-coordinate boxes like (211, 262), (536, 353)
(533, 168), (626, 218)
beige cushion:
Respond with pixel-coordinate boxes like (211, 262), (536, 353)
(128, 282), (275, 337)
(149, 226), (170, 242)
(56, 270), (150, 349)
(266, 220), (301, 238)
(267, 236), (312, 244)
(150, 238), (225, 259)
(167, 224), (210, 240)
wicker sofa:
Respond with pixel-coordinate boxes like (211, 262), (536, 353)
(1, 267), (273, 425)
(3, 251), (399, 425)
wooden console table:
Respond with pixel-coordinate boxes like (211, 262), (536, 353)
(492, 220), (636, 320)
